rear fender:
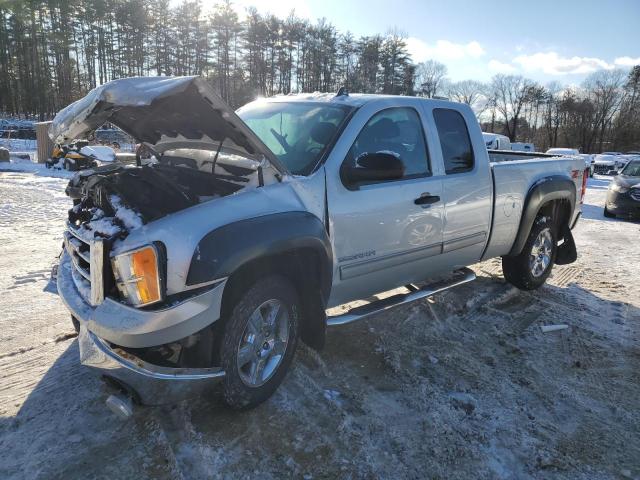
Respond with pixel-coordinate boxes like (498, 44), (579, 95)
(509, 175), (576, 256)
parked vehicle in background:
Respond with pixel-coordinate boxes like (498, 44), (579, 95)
(545, 148), (594, 176)
(482, 132), (511, 150)
(618, 153), (640, 171)
(545, 148), (579, 156)
(604, 159), (640, 218)
(511, 142), (535, 152)
(52, 76), (586, 414)
(593, 153), (624, 175)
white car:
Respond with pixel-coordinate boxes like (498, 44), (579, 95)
(546, 148), (593, 176)
(482, 132), (511, 150)
(545, 148), (579, 156)
(593, 154), (624, 175)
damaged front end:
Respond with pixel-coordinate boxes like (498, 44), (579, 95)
(53, 76), (290, 407)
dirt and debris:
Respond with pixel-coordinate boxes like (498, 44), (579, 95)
(0, 171), (639, 479)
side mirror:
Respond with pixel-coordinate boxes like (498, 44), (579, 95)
(342, 152), (405, 186)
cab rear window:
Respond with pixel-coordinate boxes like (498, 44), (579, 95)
(433, 108), (475, 174)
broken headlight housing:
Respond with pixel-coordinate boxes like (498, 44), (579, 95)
(111, 244), (164, 307)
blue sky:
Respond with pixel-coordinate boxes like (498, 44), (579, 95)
(219, 0), (640, 84)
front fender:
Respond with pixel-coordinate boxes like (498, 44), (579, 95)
(186, 211), (333, 300)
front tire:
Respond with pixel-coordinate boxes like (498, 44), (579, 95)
(603, 206), (615, 218)
(219, 275), (300, 409)
(502, 216), (557, 290)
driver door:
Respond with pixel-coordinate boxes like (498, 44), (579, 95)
(327, 106), (445, 307)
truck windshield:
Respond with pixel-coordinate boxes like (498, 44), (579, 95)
(237, 101), (352, 175)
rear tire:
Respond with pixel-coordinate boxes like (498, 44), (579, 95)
(219, 275), (300, 410)
(502, 216), (557, 290)
(603, 206), (615, 218)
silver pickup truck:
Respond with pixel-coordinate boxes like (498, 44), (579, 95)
(52, 76), (586, 415)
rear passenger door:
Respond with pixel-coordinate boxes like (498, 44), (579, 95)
(430, 107), (492, 266)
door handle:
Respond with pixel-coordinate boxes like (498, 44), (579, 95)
(414, 193), (440, 205)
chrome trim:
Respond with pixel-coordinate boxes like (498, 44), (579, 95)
(442, 231), (487, 253)
(79, 326), (225, 406)
(65, 233), (90, 263)
(182, 277), (228, 292)
(68, 252), (91, 282)
(328, 267), (476, 326)
(90, 238), (105, 306)
(339, 242), (442, 280)
(66, 221), (92, 243)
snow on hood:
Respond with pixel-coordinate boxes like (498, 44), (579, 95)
(49, 76), (287, 174)
(594, 154), (618, 164)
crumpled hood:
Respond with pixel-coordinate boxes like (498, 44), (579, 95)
(49, 76), (287, 174)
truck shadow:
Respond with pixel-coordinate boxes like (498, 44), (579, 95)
(2, 275), (639, 479)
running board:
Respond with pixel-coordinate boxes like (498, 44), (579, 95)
(327, 267), (476, 327)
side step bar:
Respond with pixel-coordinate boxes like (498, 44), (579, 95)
(327, 267), (476, 327)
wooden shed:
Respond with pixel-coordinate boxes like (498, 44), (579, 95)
(35, 121), (54, 163)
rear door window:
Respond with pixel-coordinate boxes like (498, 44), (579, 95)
(433, 108), (475, 174)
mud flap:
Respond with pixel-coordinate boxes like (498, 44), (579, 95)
(555, 223), (577, 265)
(300, 292), (326, 351)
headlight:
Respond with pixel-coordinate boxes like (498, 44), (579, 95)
(609, 183), (629, 193)
(111, 244), (163, 306)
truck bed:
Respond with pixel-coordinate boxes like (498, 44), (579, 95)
(482, 153), (585, 261)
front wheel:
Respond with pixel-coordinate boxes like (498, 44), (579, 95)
(219, 275), (300, 409)
(502, 216), (557, 290)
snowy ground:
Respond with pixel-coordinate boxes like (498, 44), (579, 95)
(0, 171), (638, 480)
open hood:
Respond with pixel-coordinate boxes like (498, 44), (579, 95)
(49, 76), (287, 175)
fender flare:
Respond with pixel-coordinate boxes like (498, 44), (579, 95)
(508, 175), (576, 256)
(186, 212), (333, 350)
(187, 211), (332, 293)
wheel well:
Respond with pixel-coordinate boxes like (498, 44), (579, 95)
(220, 249), (329, 350)
(536, 198), (571, 239)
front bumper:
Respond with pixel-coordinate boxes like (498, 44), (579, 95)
(57, 252), (227, 405)
(57, 252), (226, 348)
(606, 191), (640, 218)
(78, 325), (224, 405)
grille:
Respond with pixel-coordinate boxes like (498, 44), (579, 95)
(631, 189), (640, 202)
(594, 164), (614, 174)
(64, 223), (106, 306)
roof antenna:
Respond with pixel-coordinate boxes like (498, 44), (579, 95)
(335, 86), (349, 97)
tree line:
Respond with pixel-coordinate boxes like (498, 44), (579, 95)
(1, 0), (638, 152)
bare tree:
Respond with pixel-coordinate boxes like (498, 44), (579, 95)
(582, 69), (625, 152)
(447, 79), (488, 116)
(415, 60), (447, 98)
(491, 74), (536, 141)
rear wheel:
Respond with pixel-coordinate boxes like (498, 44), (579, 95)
(502, 216), (557, 290)
(219, 275), (300, 409)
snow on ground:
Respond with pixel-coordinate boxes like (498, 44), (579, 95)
(0, 157), (74, 180)
(0, 174), (638, 479)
